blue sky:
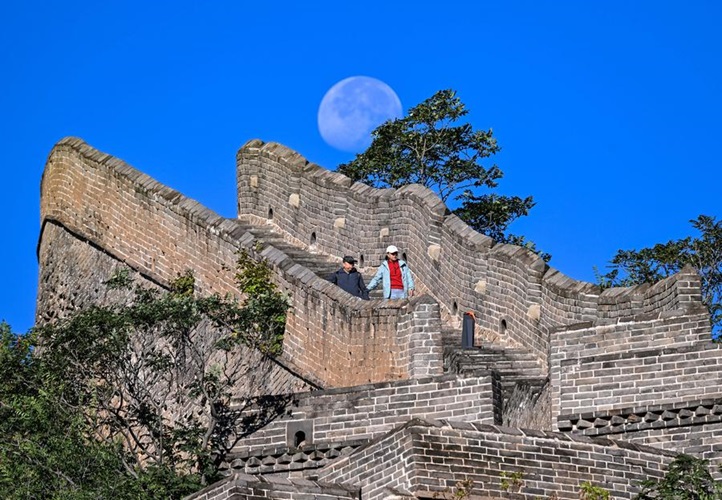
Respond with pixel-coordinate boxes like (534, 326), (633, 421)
(1, 1), (720, 333)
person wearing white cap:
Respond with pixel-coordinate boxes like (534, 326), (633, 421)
(367, 245), (415, 299)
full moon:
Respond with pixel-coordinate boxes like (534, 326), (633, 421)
(318, 76), (403, 153)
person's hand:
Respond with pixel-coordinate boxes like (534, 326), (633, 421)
(409, 289), (415, 297)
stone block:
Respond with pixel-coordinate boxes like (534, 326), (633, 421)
(289, 193), (300, 208)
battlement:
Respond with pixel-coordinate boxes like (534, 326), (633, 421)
(236, 139), (705, 367)
(36, 137), (722, 498)
(38, 138), (445, 387)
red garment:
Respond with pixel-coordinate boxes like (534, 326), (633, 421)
(389, 260), (404, 289)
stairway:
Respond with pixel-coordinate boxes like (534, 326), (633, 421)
(237, 221), (340, 278)
(441, 327), (548, 422)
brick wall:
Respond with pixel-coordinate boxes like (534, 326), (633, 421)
(225, 373), (498, 455)
(37, 220), (317, 398)
(556, 396), (722, 477)
(38, 138), (440, 387)
(623, 421), (722, 476)
(38, 137), (722, 497)
(188, 473), (359, 500)
(236, 140), (705, 367)
(318, 419), (675, 500)
(551, 308), (722, 421)
(394, 295), (444, 379)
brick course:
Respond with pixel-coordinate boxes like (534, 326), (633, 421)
(317, 419), (675, 500)
(225, 372), (498, 455)
(551, 310), (721, 419)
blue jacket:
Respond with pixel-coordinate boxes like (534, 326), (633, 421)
(367, 259), (415, 299)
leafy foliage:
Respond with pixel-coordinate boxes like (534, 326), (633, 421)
(235, 247), (288, 355)
(500, 470), (524, 494)
(337, 89), (545, 258)
(0, 250), (291, 498)
(1, 322), (190, 499)
(579, 482), (611, 500)
(636, 454), (722, 500)
(598, 215), (722, 334)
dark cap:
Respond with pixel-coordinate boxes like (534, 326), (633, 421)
(342, 255), (357, 264)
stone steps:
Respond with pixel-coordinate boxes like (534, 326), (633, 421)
(236, 221), (385, 297)
(243, 225), (340, 278)
(441, 328), (547, 410)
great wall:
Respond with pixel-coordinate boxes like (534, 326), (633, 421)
(37, 137), (722, 499)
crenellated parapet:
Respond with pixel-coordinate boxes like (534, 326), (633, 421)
(38, 138), (444, 389)
(37, 137), (722, 497)
(236, 139), (709, 367)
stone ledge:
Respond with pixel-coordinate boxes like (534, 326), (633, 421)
(221, 440), (366, 475)
(558, 397), (722, 435)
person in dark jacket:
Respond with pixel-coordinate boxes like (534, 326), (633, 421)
(328, 256), (369, 300)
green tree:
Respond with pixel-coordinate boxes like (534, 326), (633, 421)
(338, 89), (546, 259)
(598, 215), (722, 334)
(0, 322), (186, 499)
(635, 454), (722, 499)
(0, 249), (291, 499)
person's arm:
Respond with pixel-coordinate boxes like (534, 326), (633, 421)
(327, 271), (337, 284)
(358, 274), (370, 300)
(405, 265), (415, 296)
(367, 266), (383, 291)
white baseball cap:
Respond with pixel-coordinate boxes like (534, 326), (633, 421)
(386, 245), (399, 253)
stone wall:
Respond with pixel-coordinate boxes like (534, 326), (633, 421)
(551, 307), (720, 419)
(622, 420), (722, 475)
(37, 219), (317, 398)
(188, 473), (358, 500)
(558, 396), (722, 476)
(226, 372), (499, 454)
(236, 140), (705, 367)
(38, 137), (722, 498)
(38, 138), (443, 387)
(317, 419), (675, 500)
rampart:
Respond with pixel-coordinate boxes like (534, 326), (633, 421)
(225, 372), (499, 455)
(190, 473), (359, 500)
(38, 138), (442, 388)
(235, 140), (703, 367)
(551, 306), (720, 417)
(551, 305), (722, 469)
(37, 137), (722, 497)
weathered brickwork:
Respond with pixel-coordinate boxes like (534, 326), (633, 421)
(39, 138), (443, 387)
(622, 421), (722, 473)
(236, 140), (701, 367)
(37, 137), (722, 499)
(318, 419), (675, 500)
(394, 295), (444, 378)
(37, 220), (317, 398)
(190, 473), (358, 500)
(225, 373), (498, 454)
(558, 397), (722, 473)
(551, 308), (721, 418)
(40, 138), (243, 301)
